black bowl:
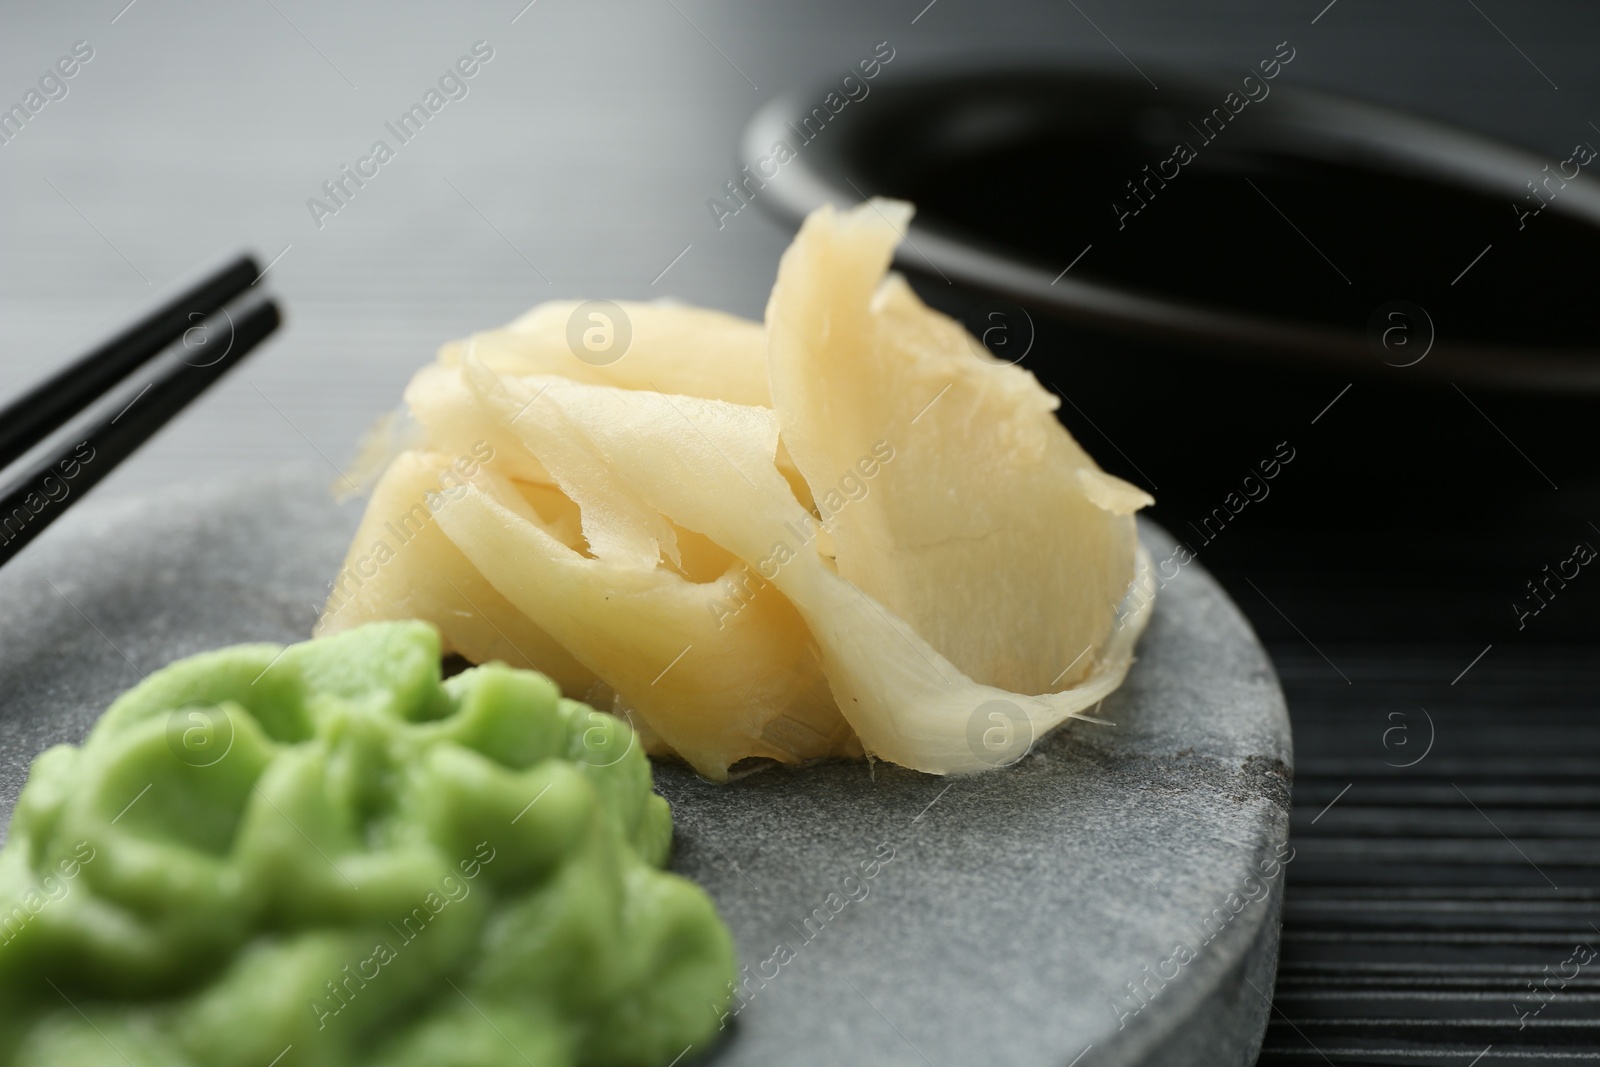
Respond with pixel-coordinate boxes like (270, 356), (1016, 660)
(743, 62), (1600, 392)
(742, 63), (1600, 641)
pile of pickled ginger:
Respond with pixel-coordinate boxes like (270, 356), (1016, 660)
(317, 200), (1156, 778)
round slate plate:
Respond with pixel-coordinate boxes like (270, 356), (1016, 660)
(0, 469), (1292, 1067)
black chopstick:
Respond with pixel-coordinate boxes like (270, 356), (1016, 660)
(0, 287), (282, 571)
(0, 252), (261, 473)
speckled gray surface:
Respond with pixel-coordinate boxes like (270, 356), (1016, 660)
(0, 469), (1291, 1067)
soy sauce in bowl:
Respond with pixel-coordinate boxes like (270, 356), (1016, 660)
(744, 64), (1600, 639)
(749, 64), (1600, 390)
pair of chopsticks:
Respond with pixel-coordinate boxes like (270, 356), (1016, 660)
(0, 254), (282, 570)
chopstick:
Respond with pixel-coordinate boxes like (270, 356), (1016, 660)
(0, 253), (262, 473)
(0, 262), (282, 571)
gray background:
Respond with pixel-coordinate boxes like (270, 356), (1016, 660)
(1, 0), (1597, 500)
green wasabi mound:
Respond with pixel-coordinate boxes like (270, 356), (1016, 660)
(0, 621), (735, 1067)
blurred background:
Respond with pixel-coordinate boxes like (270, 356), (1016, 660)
(1, 0), (1596, 497)
(3, 1), (1599, 1063)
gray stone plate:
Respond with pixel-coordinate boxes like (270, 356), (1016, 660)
(0, 470), (1292, 1067)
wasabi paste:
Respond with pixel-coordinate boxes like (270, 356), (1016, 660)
(0, 621), (734, 1066)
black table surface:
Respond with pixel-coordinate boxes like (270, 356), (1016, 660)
(4, 2), (1600, 1064)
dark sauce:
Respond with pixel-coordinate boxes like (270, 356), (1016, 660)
(847, 80), (1600, 349)
(820, 73), (1600, 638)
